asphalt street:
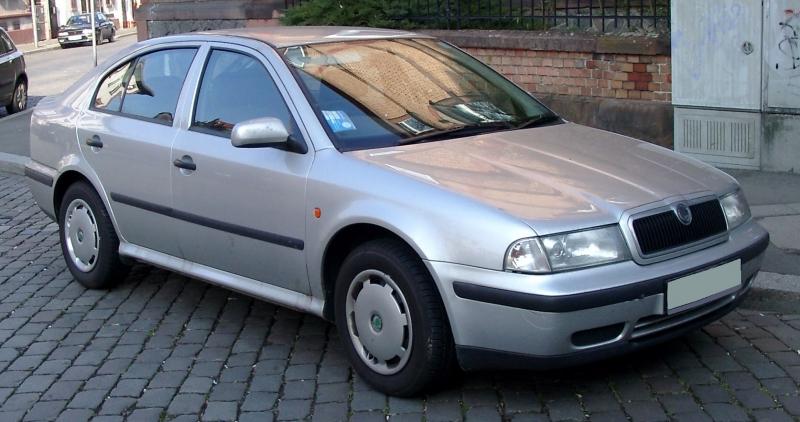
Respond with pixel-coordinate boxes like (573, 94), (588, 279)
(0, 36), (138, 156)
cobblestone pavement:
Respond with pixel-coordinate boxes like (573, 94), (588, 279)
(0, 173), (798, 422)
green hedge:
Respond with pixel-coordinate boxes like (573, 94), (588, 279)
(282, 0), (412, 28)
(280, 0), (548, 30)
(282, 0), (670, 32)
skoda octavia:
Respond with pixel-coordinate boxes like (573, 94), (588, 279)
(25, 27), (768, 396)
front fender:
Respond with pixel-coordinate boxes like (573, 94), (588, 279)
(304, 150), (535, 302)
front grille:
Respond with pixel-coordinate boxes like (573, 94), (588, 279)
(632, 199), (727, 256)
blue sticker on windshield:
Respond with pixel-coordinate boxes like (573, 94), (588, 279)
(322, 110), (357, 133)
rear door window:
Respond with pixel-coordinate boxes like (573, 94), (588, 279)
(92, 48), (197, 123)
(120, 48), (197, 124)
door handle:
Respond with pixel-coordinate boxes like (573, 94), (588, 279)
(85, 135), (103, 148)
(173, 156), (196, 171)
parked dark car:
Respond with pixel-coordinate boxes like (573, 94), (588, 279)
(57, 13), (116, 47)
(0, 27), (27, 114)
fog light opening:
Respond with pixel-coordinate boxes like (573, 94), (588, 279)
(571, 323), (626, 347)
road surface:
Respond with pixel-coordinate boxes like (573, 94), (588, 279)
(0, 36), (137, 156)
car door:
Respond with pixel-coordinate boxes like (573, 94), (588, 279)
(170, 46), (314, 294)
(77, 45), (201, 257)
(97, 13), (111, 38)
(0, 30), (14, 105)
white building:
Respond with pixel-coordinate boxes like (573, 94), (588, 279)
(54, 0), (138, 29)
(0, 0), (138, 44)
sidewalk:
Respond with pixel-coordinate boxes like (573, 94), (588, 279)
(727, 170), (800, 302)
(15, 27), (137, 55)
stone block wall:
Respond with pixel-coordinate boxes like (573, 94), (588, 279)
(135, 0), (285, 40)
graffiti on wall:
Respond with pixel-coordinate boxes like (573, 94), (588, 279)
(777, 9), (800, 71)
(768, 1), (800, 109)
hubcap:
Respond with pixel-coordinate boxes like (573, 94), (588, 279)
(345, 269), (413, 375)
(64, 199), (99, 272)
(15, 83), (26, 111)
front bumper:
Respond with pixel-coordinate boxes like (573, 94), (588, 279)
(58, 35), (93, 45)
(426, 219), (769, 371)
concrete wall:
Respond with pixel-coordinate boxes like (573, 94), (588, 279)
(763, 114), (800, 173)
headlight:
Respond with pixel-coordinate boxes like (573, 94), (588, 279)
(82, 29), (93, 35)
(58, 32), (68, 37)
(505, 226), (630, 274)
(719, 190), (750, 230)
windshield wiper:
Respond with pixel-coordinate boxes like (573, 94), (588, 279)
(515, 113), (561, 130)
(397, 121), (513, 146)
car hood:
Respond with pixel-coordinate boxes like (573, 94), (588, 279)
(59, 24), (91, 31)
(347, 123), (737, 235)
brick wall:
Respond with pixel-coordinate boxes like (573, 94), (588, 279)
(466, 49), (672, 102)
(426, 30), (674, 146)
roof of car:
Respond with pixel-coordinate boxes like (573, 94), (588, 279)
(196, 26), (431, 48)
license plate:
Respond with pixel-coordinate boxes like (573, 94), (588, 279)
(667, 260), (741, 313)
(68, 35), (82, 41)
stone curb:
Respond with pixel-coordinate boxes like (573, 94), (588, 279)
(752, 271), (800, 293)
(752, 203), (800, 218)
(18, 30), (137, 56)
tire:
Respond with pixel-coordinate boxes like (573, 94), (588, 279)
(58, 182), (129, 289)
(5, 79), (26, 114)
(108, 29), (115, 42)
(335, 238), (456, 396)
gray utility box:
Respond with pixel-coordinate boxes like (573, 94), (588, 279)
(672, 0), (800, 172)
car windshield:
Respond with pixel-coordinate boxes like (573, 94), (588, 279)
(281, 38), (556, 151)
(67, 15), (90, 25)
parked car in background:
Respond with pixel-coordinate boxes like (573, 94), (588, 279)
(25, 27), (768, 396)
(57, 13), (116, 47)
(0, 27), (26, 114)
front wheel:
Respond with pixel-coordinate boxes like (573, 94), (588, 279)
(107, 29), (115, 42)
(335, 238), (456, 396)
(5, 80), (26, 114)
(58, 182), (129, 289)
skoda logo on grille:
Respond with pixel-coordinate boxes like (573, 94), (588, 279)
(674, 203), (693, 226)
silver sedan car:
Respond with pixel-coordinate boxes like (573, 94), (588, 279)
(25, 27), (769, 396)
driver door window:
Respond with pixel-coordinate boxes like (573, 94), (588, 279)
(192, 49), (299, 137)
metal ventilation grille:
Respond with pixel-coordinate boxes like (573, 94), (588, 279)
(674, 108), (760, 170)
(681, 118), (702, 151)
(707, 121), (727, 152)
(729, 121), (752, 156)
(632, 200), (727, 256)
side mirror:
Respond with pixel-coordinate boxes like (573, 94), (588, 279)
(231, 117), (288, 148)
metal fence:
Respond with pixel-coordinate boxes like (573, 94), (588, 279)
(285, 0), (671, 32)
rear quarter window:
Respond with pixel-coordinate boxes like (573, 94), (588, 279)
(92, 48), (198, 124)
(94, 62), (133, 112)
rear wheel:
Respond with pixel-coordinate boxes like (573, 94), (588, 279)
(5, 79), (26, 114)
(107, 29), (115, 42)
(335, 238), (456, 396)
(58, 182), (129, 289)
